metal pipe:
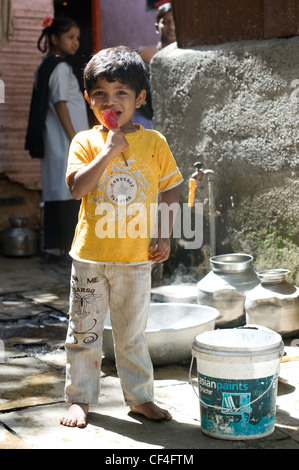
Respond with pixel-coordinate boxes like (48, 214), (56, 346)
(188, 162), (216, 257)
(205, 170), (216, 257)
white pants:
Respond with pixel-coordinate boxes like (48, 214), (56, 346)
(64, 260), (154, 406)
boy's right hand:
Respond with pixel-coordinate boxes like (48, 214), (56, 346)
(105, 128), (129, 159)
(68, 128), (129, 200)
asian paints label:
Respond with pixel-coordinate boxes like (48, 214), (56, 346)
(198, 373), (278, 439)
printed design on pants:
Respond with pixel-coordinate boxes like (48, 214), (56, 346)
(72, 290), (102, 319)
(72, 319), (99, 344)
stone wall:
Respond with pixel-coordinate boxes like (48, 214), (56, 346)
(151, 37), (299, 282)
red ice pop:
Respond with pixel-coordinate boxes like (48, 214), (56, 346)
(103, 108), (118, 130)
(103, 109), (128, 166)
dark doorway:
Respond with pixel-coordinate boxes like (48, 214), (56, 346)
(54, 0), (92, 81)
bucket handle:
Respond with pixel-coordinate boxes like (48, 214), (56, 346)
(189, 353), (283, 414)
(189, 355), (200, 400)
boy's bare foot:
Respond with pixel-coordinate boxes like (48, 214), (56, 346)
(130, 402), (172, 421)
(60, 403), (89, 428)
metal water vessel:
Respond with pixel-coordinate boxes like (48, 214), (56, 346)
(197, 253), (259, 327)
(245, 269), (299, 337)
(1, 217), (37, 257)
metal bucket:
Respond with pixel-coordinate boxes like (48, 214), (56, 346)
(197, 253), (259, 327)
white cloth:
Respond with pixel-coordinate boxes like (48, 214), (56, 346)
(64, 260), (154, 406)
(41, 62), (89, 202)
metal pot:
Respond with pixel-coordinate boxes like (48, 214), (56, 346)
(245, 269), (299, 337)
(103, 302), (219, 366)
(197, 253), (259, 327)
(1, 217), (37, 257)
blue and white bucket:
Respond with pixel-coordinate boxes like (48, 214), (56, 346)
(191, 326), (284, 440)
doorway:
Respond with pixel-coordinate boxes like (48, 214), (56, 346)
(54, 0), (93, 81)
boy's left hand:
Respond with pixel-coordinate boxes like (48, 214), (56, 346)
(148, 186), (180, 263)
(148, 236), (171, 263)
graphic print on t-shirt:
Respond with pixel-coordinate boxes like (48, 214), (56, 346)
(86, 155), (154, 240)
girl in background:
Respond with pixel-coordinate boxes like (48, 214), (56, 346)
(26, 17), (89, 262)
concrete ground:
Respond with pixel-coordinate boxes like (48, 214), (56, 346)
(0, 256), (299, 451)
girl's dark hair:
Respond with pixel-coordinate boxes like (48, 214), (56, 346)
(37, 17), (78, 53)
(84, 46), (148, 97)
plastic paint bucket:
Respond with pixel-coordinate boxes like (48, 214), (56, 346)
(191, 326), (284, 440)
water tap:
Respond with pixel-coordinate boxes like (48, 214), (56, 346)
(188, 162), (203, 207)
(191, 162), (204, 180)
(188, 161), (217, 257)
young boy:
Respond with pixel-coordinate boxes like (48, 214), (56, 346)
(60, 46), (183, 428)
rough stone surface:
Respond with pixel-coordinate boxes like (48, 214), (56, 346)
(151, 37), (299, 280)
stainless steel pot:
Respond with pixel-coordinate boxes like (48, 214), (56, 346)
(197, 253), (259, 327)
(103, 303), (219, 366)
(1, 217), (37, 257)
(245, 269), (299, 337)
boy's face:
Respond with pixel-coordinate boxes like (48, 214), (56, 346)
(85, 78), (146, 132)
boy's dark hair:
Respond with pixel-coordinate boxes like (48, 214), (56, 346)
(84, 46), (148, 97)
(38, 17), (78, 53)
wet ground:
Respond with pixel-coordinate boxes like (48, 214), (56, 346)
(0, 255), (299, 451)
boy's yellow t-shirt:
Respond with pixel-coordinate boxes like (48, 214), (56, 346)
(66, 125), (183, 264)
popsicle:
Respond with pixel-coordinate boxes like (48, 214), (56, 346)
(103, 109), (128, 166)
(103, 108), (118, 130)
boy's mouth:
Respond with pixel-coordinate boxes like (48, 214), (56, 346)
(103, 109), (121, 118)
